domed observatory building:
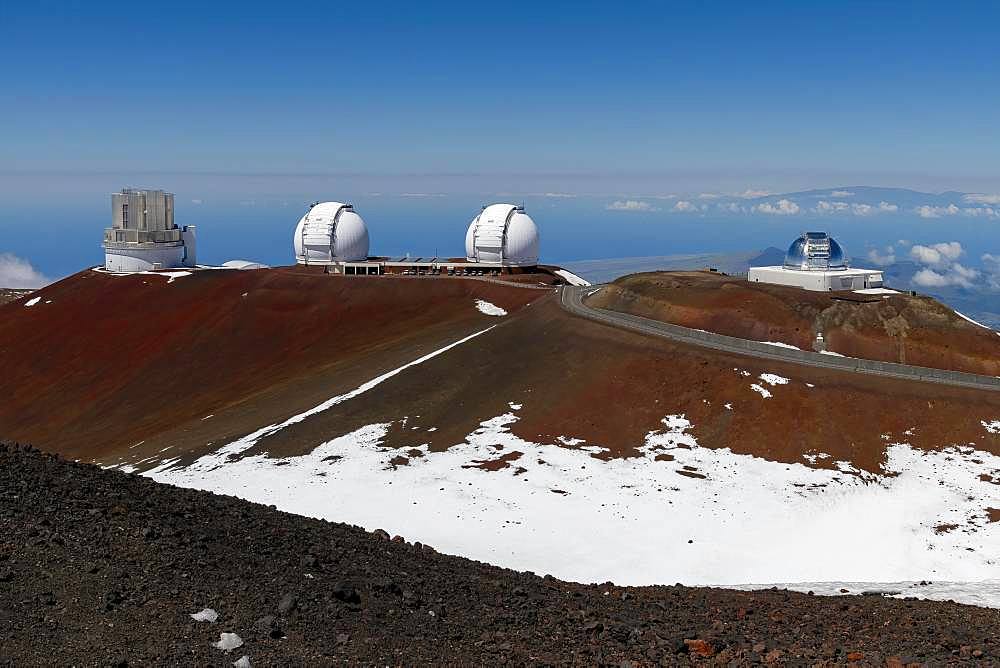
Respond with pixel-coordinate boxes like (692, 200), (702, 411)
(293, 202), (374, 273)
(465, 204), (539, 267)
(748, 232), (884, 291)
(103, 189), (197, 272)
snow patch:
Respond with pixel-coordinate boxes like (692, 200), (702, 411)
(147, 414), (1000, 608)
(554, 269), (591, 286)
(758, 373), (789, 386)
(761, 341), (800, 350)
(233, 656), (252, 668)
(23, 297), (41, 307)
(954, 310), (995, 332)
(819, 350), (846, 357)
(738, 580), (1000, 609)
(749, 384), (772, 398)
(150, 326), (496, 473)
(983, 420), (1000, 434)
(474, 299), (507, 317)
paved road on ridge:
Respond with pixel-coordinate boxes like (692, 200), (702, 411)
(559, 285), (1000, 393)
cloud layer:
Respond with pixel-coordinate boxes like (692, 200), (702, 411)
(754, 199), (800, 215)
(907, 242), (980, 289)
(606, 199), (659, 212)
(0, 253), (51, 289)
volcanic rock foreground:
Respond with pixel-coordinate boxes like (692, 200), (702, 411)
(2, 443), (999, 666)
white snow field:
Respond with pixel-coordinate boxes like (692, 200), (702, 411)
(138, 333), (1000, 609)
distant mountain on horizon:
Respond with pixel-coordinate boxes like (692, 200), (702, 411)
(647, 185), (1000, 220)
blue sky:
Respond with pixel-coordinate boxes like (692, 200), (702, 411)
(2, 1), (1000, 278)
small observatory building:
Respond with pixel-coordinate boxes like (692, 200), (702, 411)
(749, 232), (883, 291)
(465, 204), (539, 266)
(293, 202), (370, 266)
(103, 188), (197, 272)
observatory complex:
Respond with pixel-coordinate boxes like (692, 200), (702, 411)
(749, 232), (883, 291)
(293, 202), (370, 265)
(293, 201), (541, 275)
(465, 204), (539, 266)
(103, 189), (196, 272)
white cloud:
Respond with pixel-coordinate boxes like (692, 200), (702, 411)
(755, 199), (800, 215)
(983, 253), (1000, 270)
(983, 254), (1000, 289)
(962, 206), (997, 217)
(697, 192), (721, 200)
(907, 242), (981, 289)
(814, 200), (849, 213)
(542, 192), (577, 198)
(912, 269), (949, 287)
(915, 204), (960, 218)
(829, 190), (854, 198)
(815, 200), (898, 216)
(909, 242), (963, 266)
(717, 202), (745, 214)
(912, 265), (979, 289)
(672, 200), (698, 212)
(866, 246), (896, 266)
(737, 189), (772, 199)
(606, 199), (659, 212)
(0, 253), (51, 289)
(190, 198), (203, 205)
(963, 193), (1000, 205)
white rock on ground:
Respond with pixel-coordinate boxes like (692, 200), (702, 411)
(213, 633), (244, 652)
(190, 608), (219, 622)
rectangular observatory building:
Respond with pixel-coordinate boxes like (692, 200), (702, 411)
(103, 188), (197, 272)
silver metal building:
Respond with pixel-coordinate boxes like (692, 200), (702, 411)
(749, 232), (883, 291)
(103, 188), (196, 272)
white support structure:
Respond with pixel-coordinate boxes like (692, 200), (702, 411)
(749, 232), (884, 292)
(748, 266), (884, 291)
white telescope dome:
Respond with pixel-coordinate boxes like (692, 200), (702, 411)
(294, 202), (369, 264)
(465, 203), (539, 266)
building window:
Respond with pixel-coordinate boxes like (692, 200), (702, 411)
(122, 203), (128, 227)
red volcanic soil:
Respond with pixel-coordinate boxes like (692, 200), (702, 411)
(0, 267), (998, 476)
(589, 271), (1000, 376)
(0, 268), (541, 460)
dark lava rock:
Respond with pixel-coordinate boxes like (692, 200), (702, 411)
(1, 441), (998, 665)
(333, 582), (361, 604)
(277, 593), (297, 614)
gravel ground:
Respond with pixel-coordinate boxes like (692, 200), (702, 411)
(2, 442), (998, 666)
(0, 289), (33, 306)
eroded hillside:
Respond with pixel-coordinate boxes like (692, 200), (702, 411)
(589, 271), (1000, 376)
